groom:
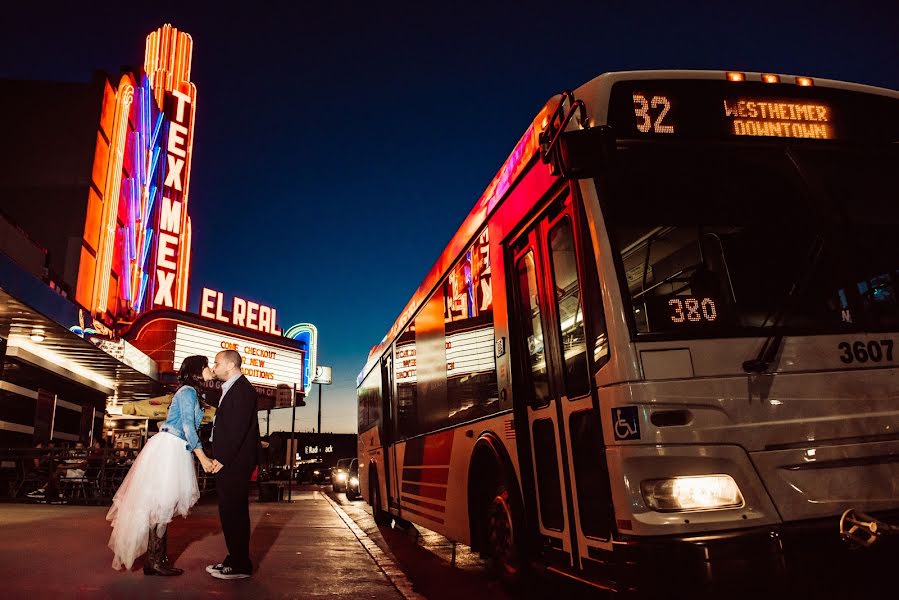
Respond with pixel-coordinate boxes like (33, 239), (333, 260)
(205, 349), (259, 580)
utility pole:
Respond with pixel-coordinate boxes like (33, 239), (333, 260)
(288, 383), (296, 503)
(313, 366), (332, 434)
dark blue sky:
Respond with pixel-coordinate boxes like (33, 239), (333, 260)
(3, 1), (897, 433)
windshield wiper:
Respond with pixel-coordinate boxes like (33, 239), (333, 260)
(742, 146), (832, 374)
(742, 232), (827, 373)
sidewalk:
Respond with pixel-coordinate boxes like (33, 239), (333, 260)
(0, 489), (405, 599)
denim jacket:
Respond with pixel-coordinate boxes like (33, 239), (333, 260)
(161, 385), (204, 452)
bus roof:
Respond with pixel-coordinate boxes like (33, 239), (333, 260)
(359, 70), (898, 383)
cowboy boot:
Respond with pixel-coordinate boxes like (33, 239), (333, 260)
(144, 526), (159, 575)
(158, 529), (183, 575)
(144, 526), (182, 576)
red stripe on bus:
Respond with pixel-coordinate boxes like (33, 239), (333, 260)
(401, 482), (448, 501)
(423, 430), (454, 465)
(401, 505), (445, 525)
(401, 495), (446, 513)
(401, 467), (449, 484)
(404, 430), (454, 467)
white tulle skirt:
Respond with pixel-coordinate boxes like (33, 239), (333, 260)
(106, 431), (200, 570)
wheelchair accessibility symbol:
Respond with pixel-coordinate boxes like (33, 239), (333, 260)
(612, 406), (641, 441)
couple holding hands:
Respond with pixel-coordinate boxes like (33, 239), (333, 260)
(107, 349), (259, 580)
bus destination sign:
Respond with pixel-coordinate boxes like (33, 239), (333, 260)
(607, 79), (899, 143)
(723, 99), (833, 139)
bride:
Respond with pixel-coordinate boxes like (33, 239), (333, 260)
(107, 355), (215, 574)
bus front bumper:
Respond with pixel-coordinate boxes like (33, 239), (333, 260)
(615, 510), (899, 594)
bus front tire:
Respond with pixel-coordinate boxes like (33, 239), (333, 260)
(469, 440), (528, 585)
(369, 472), (392, 526)
(485, 483), (525, 585)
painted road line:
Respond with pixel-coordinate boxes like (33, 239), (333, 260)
(319, 491), (425, 600)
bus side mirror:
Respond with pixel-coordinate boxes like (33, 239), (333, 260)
(555, 126), (616, 179)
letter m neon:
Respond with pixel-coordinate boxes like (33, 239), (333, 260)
(160, 197), (182, 234)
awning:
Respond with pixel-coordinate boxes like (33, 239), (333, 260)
(0, 253), (162, 401)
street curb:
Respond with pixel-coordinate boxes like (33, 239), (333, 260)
(319, 491), (426, 600)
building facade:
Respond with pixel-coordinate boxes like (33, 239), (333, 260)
(0, 25), (200, 447)
(1, 24), (318, 450)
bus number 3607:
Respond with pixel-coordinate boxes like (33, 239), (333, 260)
(838, 340), (894, 364)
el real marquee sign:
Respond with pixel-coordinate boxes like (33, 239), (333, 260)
(198, 287), (283, 335)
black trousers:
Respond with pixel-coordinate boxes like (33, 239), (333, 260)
(215, 470), (252, 572)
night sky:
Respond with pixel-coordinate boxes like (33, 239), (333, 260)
(3, 1), (897, 433)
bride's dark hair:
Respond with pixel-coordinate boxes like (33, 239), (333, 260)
(178, 355), (208, 400)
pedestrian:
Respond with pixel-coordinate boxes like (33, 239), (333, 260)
(106, 355), (215, 574)
(205, 349), (260, 580)
(24, 442), (55, 500)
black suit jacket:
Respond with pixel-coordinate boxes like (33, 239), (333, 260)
(212, 375), (260, 475)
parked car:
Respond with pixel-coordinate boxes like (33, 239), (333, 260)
(311, 466), (332, 485)
(345, 459), (360, 500)
(295, 461), (324, 483)
(331, 458), (353, 492)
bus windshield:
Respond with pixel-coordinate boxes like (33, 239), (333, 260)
(605, 142), (899, 337)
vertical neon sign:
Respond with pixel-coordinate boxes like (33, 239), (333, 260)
(145, 24), (196, 310)
(122, 75), (164, 314)
(284, 323), (318, 395)
(92, 76), (133, 316)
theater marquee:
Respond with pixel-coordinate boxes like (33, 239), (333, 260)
(173, 324), (304, 389)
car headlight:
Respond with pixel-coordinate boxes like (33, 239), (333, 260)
(349, 476), (359, 487)
(336, 472), (347, 482)
(313, 470), (320, 475)
(641, 475), (744, 512)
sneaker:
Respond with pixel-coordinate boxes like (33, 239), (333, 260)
(205, 563), (225, 574)
(210, 566), (251, 580)
(26, 489), (46, 499)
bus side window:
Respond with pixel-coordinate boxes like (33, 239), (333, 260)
(394, 323), (418, 438)
(515, 251), (552, 406)
(548, 217), (590, 398)
(547, 215), (609, 399)
(358, 363), (382, 433)
(393, 229), (500, 438)
(443, 229), (500, 426)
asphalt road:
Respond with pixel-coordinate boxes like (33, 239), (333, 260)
(325, 486), (606, 600)
(322, 486), (897, 600)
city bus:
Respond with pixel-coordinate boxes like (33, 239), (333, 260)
(356, 70), (899, 593)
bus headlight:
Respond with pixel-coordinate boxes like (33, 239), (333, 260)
(336, 472), (347, 483)
(641, 475), (744, 512)
(350, 476), (359, 487)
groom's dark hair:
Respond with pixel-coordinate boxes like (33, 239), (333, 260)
(220, 349), (242, 369)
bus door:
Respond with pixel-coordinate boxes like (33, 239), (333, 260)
(381, 352), (401, 511)
(509, 189), (613, 570)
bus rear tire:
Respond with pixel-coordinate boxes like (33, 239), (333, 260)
(369, 471), (392, 526)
